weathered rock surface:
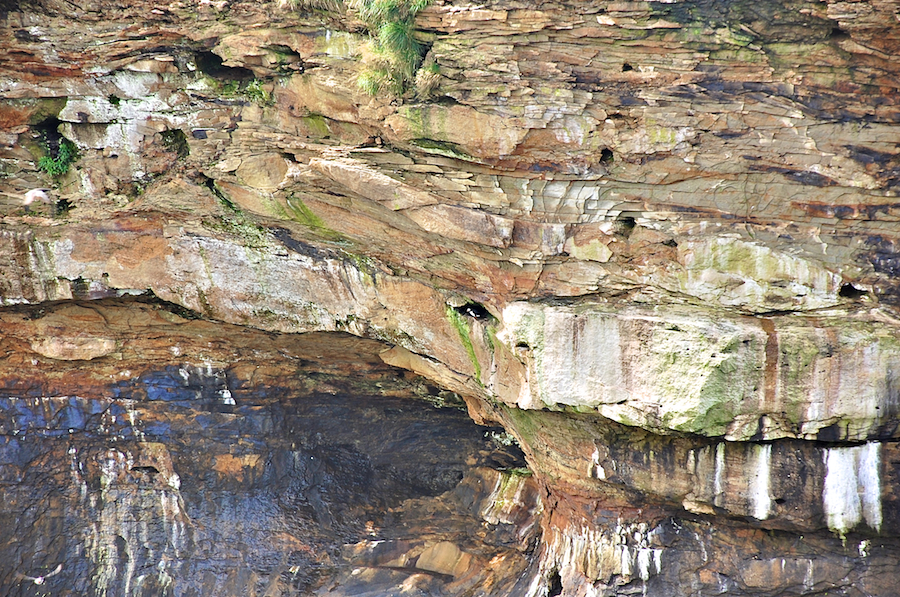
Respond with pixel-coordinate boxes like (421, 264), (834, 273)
(1, 0), (900, 594)
(0, 299), (536, 595)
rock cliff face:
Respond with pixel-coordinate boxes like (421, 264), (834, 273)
(1, 0), (899, 594)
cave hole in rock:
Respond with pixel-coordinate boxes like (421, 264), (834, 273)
(159, 128), (190, 159)
(621, 63), (634, 72)
(281, 151), (300, 164)
(55, 197), (74, 217)
(547, 569), (563, 596)
(13, 28), (40, 42)
(0, 297), (542, 595)
(830, 26), (850, 41)
(32, 117), (66, 156)
(194, 50), (254, 81)
(839, 283), (867, 299)
(453, 301), (493, 321)
(615, 215), (637, 237)
(600, 147), (614, 164)
(266, 43), (304, 72)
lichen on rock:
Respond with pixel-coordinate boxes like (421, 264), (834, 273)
(2, 0), (900, 593)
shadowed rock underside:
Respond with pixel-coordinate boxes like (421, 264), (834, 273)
(1, 0), (900, 594)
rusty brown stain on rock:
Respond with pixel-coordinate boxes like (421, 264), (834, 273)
(760, 317), (779, 414)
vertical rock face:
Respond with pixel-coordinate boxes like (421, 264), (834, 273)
(0, 300), (540, 595)
(1, 0), (900, 594)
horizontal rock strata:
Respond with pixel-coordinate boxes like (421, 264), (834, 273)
(2, 0), (900, 594)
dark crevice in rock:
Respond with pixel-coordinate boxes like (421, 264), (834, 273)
(830, 26), (850, 42)
(194, 50), (254, 81)
(0, 301), (535, 595)
(614, 215), (636, 237)
(547, 568), (563, 596)
(839, 282), (867, 299)
(30, 116), (65, 156)
(599, 147), (614, 164)
(159, 128), (190, 159)
(452, 301), (493, 321)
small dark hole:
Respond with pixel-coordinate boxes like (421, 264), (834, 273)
(830, 26), (849, 41)
(547, 570), (563, 597)
(838, 283), (866, 299)
(599, 148), (614, 164)
(662, 239), (677, 247)
(132, 465), (159, 474)
(194, 50), (254, 80)
(622, 63), (634, 72)
(33, 117), (65, 154)
(14, 29), (40, 42)
(55, 198), (74, 217)
(617, 216), (636, 235)
(774, 498), (786, 505)
(453, 302), (493, 321)
(515, 342), (530, 350)
(160, 128), (190, 159)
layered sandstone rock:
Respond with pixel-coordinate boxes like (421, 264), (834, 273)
(1, 0), (899, 594)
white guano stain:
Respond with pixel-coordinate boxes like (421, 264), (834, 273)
(822, 442), (882, 535)
(749, 443), (772, 520)
(713, 442), (725, 507)
(590, 447), (605, 479)
(526, 521), (663, 597)
(804, 559), (815, 592)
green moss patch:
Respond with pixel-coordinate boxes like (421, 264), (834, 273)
(447, 305), (482, 382)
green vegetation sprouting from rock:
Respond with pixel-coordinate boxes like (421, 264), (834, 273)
(286, 195), (345, 242)
(288, 0), (434, 96)
(244, 79), (273, 105)
(203, 181), (272, 248)
(286, 0), (346, 12)
(38, 138), (79, 177)
(351, 0), (431, 95)
(205, 77), (274, 105)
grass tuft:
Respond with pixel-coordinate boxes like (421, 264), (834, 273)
(351, 0), (431, 95)
(447, 305), (482, 383)
(282, 0), (433, 97)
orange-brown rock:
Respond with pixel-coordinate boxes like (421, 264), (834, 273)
(1, 0), (900, 594)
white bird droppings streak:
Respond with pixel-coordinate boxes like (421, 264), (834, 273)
(822, 442), (882, 535)
(749, 443), (772, 520)
(713, 442), (725, 507)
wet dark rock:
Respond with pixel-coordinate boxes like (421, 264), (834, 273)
(0, 299), (538, 596)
